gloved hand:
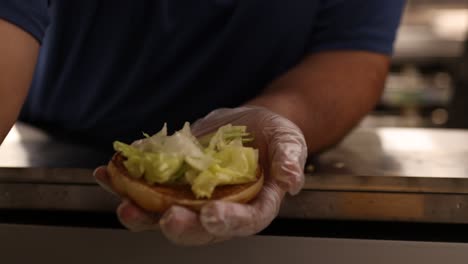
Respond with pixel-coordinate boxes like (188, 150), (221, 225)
(94, 106), (308, 245)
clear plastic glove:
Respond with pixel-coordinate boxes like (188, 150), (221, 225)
(94, 106), (308, 246)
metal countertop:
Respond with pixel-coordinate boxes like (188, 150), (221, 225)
(1, 122), (468, 226)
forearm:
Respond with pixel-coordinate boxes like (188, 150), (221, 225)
(0, 19), (39, 144)
(248, 51), (389, 153)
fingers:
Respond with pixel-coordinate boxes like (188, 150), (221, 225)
(94, 168), (161, 232)
(200, 181), (285, 237)
(116, 199), (161, 232)
(93, 166), (108, 183)
(160, 181), (284, 244)
(118, 202), (230, 246)
(159, 206), (227, 246)
(93, 165), (285, 244)
(93, 166), (223, 245)
(93, 166), (118, 196)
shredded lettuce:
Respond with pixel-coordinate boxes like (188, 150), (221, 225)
(114, 141), (184, 184)
(113, 122), (258, 198)
(190, 146), (258, 198)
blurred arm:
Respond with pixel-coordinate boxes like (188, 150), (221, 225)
(0, 19), (39, 144)
(248, 51), (390, 153)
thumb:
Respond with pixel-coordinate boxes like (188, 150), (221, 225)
(263, 119), (307, 195)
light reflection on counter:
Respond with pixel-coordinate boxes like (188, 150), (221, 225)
(380, 129), (436, 152)
(318, 127), (468, 178)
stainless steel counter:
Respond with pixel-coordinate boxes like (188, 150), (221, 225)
(284, 127), (468, 223)
(1, 123), (468, 226)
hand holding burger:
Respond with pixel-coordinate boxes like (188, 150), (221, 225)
(94, 106), (307, 245)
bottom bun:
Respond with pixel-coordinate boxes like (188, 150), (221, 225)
(107, 153), (264, 213)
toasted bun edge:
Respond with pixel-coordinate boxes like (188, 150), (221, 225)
(107, 153), (264, 213)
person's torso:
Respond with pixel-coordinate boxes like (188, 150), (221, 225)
(21, 0), (320, 147)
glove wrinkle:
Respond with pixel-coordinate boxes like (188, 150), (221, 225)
(160, 206), (224, 246)
(200, 181), (284, 237)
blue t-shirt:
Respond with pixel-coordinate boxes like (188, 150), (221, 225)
(1, 0), (404, 147)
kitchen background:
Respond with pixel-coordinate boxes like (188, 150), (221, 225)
(365, 0), (468, 129)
